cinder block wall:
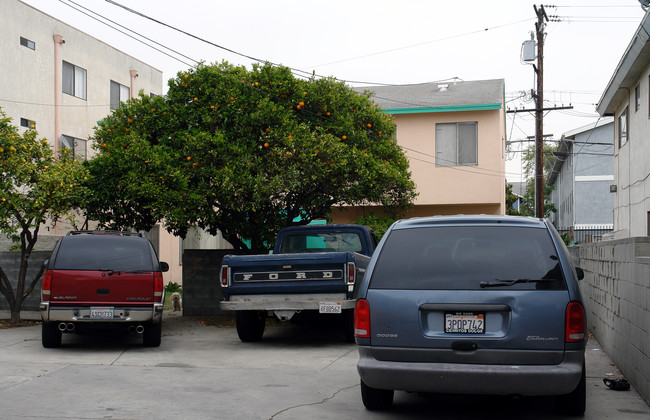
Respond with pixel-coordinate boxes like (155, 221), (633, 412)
(577, 237), (650, 405)
(0, 251), (51, 313)
(181, 249), (251, 317)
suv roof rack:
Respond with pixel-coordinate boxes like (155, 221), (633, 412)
(66, 230), (143, 237)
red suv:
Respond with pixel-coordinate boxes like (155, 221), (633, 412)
(40, 231), (168, 348)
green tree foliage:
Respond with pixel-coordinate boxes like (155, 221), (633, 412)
(0, 109), (88, 322)
(518, 142), (556, 218)
(84, 62), (417, 251)
(354, 213), (399, 240)
(505, 182), (520, 216)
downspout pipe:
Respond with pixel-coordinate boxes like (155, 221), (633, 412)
(130, 69), (138, 99)
(53, 34), (65, 155)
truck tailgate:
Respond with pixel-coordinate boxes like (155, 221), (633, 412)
(50, 270), (155, 305)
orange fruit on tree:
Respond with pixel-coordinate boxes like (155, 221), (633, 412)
(187, 156), (192, 161)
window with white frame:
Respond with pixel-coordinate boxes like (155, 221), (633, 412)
(110, 80), (130, 110)
(635, 84), (640, 112)
(62, 61), (87, 100)
(60, 135), (87, 160)
(619, 107), (628, 148)
(435, 122), (478, 167)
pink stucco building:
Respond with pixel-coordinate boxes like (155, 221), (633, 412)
(333, 79), (507, 223)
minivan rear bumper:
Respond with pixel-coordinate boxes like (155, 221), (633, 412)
(39, 302), (163, 323)
(357, 346), (584, 396)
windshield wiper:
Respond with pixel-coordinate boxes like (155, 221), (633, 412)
(479, 278), (560, 288)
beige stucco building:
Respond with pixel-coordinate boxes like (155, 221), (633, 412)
(334, 79), (507, 223)
(2, 0), (183, 284)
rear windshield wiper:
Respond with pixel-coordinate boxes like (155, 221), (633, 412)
(479, 278), (561, 288)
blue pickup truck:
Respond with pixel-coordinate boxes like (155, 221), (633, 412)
(219, 224), (377, 342)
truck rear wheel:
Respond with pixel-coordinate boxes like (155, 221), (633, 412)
(143, 321), (162, 347)
(42, 322), (62, 348)
(235, 310), (266, 342)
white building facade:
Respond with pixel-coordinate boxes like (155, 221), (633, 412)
(596, 10), (650, 238)
(1, 1), (187, 284)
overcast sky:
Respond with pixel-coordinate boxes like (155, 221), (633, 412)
(18, 0), (648, 181)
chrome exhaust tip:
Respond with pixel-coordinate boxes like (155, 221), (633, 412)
(58, 322), (67, 332)
(128, 325), (136, 333)
(66, 323), (75, 332)
(135, 325), (144, 334)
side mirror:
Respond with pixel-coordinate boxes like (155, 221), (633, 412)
(43, 259), (49, 269)
(575, 267), (584, 281)
(159, 261), (170, 273)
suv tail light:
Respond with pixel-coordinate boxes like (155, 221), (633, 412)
(354, 299), (370, 338)
(220, 266), (229, 287)
(347, 262), (356, 285)
(41, 269), (52, 302)
(154, 272), (164, 302)
(566, 301), (586, 342)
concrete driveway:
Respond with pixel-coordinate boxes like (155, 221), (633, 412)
(0, 312), (648, 420)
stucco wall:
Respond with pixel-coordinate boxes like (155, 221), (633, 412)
(394, 109), (505, 210)
(3, 0), (163, 150)
(612, 62), (650, 237)
(576, 237), (650, 405)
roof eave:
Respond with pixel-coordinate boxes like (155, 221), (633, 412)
(596, 11), (650, 116)
(384, 103), (503, 115)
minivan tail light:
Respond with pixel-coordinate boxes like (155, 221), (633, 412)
(347, 262), (356, 284)
(354, 299), (370, 338)
(154, 272), (164, 302)
(566, 302), (586, 342)
(220, 266), (229, 287)
(42, 269), (52, 302)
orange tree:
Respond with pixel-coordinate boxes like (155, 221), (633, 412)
(0, 109), (88, 322)
(84, 62), (416, 251)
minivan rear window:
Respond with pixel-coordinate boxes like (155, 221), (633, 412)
(369, 226), (565, 290)
(53, 236), (154, 271)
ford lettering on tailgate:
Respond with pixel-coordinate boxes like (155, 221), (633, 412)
(234, 270), (343, 282)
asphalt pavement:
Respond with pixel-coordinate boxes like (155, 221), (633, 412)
(0, 312), (648, 420)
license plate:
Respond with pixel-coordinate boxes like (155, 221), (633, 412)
(445, 312), (485, 334)
(319, 302), (342, 314)
(90, 307), (114, 320)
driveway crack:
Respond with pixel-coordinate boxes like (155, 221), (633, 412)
(268, 383), (358, 420)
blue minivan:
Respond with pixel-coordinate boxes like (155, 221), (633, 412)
(354, 215), (587, 415)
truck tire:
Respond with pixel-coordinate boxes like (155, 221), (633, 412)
(235, 310), (266, 342)
(143, 321), (162, 347)
(42, 322), (62, 348)
(343, 309), (355, 343)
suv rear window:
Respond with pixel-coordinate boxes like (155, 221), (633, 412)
(279, 232), (363, 253)
(370, 226), (565, 290)
(53, 236), (154, 271)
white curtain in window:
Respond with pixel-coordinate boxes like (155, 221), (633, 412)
(435, 123), (457, 166)
(74, 66), (87, 100)
(458, 122), (478, 165)
(120, 84), (130, 102)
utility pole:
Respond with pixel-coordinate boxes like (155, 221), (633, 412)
(534, 4), (548, 218)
